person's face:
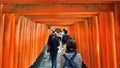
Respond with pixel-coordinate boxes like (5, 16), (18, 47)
(55, 32), (62, 37)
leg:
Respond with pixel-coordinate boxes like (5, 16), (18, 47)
(52, 51), (58, 68)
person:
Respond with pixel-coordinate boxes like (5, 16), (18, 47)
(48, 33), (60, 68)
(55, 28), (62, 41)
(60, 39), (82, 68)
(47, 33), (54, 52)
(47, 29), (60, 52)
(62, 29), (72, 45)
(61, 29), (72, 53)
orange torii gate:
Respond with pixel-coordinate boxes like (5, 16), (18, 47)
(0, 1), (120, 68)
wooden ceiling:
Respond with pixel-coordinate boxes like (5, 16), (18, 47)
(1, 0), (119, 25)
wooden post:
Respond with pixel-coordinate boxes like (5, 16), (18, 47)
(114, 4), (120, 68)
(98, 12), (109, 68)
(79, 20), (90, 68)
(36, 24), (42, 57)
(24, 18), (30, 68)
(34, 23), (38, 59)
(14, 16), (20, 68)
(18, 16), (24, 68)
(106, 12), (117, 68)
(2, 13), (12, 68)
(98, 12), (117, 68)
(0, 4), (4, 68)
(75, 22), (81, 53)
(91, 16), (101, 68)
(9, 13), (16, 68)
(87, 17), (94, 68)
(83, 19), (90, 68)
(21, 17), (27, 68)
(32, 23), (36, 65)
(29, 21), (34, 66)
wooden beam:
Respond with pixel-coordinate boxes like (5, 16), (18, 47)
(24, 14), (97, 19)
(16, 12), (99, 15)
(19, 12), (98, 20)
(32, 19), (84, 26)
(35, 22), (76, 26)
(16, 12), (98, 26)
(32, 18), (83, 23)
(0, 0), (120, 4)
(3, 4), (114, 13)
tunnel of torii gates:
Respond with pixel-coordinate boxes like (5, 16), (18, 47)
(0, 0), (120, 68)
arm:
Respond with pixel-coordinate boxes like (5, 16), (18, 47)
(74, 53), (82, 68)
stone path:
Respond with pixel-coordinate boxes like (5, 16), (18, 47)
(39, 51), (61, 68)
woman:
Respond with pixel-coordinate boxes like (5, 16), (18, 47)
(60, 39), (82, 68)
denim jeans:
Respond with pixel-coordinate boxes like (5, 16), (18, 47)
(50, 50), (58, 68)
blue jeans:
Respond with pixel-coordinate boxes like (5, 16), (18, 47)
(50, 50), (58, 68)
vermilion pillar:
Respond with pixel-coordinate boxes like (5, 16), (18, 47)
(32, 23), (36, 64)
(29, 21), (33, 66)
(23, 19), (28, 67)
(18, 16), (24, 68)
(9, 13), (16, 68)
(98, 12), (117, 68)
(80, 20), (90, 68)
(2, 13), (12, 68)
(36, 24), (42, 56)
(40, 25), (44, 52)
(35, 23), (39, 60)
(14, 16), (20, 68)
(98, 12), (109, 68)
(105, 12), (117, 68)
(74, 22), (81, 53)
(21, 17), (27, 68)
(29, 21), (35, 65)
(89, 16), (100, 68)
(76, 22), (81, 53)
(92, 16), (101, 68)
(0, 11), (50, 68)
(85, 20), (90, 68)
(87, 17), (93, 68)
(69, 25), (74, 38)
(26, 19), (32, 67)
(0, 4), (4, 68)
(114, 4), (120, 68)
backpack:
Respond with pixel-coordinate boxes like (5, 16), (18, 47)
(62, 53), (79, 68)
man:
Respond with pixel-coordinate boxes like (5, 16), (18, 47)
(49, 33), (59, 68)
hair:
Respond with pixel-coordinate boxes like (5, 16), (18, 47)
(63, 29), (68, 34)
(52, 30), (55, 33)
(55, 28), (61, 33)
(66, 39), (77, 53)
